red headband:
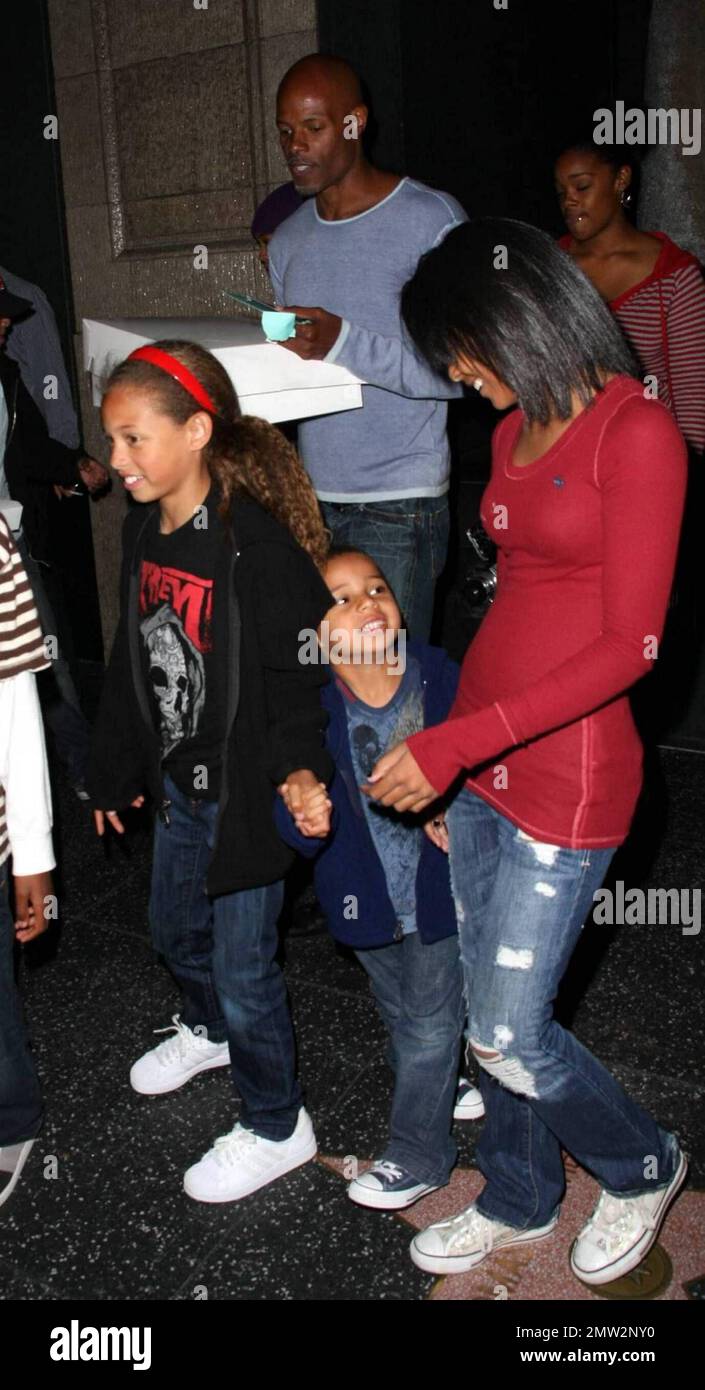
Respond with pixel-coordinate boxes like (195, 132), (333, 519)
(127, 345), (218, 415)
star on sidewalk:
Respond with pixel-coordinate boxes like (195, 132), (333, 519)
(316, 1154), (704, 1300)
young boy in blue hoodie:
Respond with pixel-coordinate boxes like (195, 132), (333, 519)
(276, 547), (482, 1210)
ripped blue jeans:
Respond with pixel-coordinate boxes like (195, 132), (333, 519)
(447, 789), (680, 1230)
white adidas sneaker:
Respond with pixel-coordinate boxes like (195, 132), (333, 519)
(183, 1107), (317, 1203)
(130, 1014), (230, 1095)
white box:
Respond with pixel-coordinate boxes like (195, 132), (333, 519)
(82, 317), (364, 424)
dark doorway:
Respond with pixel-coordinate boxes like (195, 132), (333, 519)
(0, 0), (103, 661)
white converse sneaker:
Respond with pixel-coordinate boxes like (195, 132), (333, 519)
(183, 1107), (317, 1203)
(410, 1201), (559, 1274)
(0, 1139), (35, 1209)
(453, 1080), (485, 1121)
(130, 1014), (230, 1095)
(570, 1148), (688, 1286)
(348, 1160), (440, 1210)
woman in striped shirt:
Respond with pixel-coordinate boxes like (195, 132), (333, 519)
(0, 514), (55, 1208)
(555, 140), (705, 455)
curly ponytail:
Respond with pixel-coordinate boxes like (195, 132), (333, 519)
(104, 339), (329, 566)
(208, 414), (329, 566)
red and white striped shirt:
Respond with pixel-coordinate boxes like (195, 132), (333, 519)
(560, 233), (705, 455)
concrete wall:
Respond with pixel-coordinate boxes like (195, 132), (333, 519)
(48, 0), (317, 647)
(638, 0), (705, 260)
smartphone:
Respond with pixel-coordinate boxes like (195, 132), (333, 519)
(224, 291), (313, 325)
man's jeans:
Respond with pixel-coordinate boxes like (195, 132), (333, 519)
(149, 775), (301, 1141)
(321, 497), (450, 641)
(355, 928), (464, 1187)
(0, 867), (43, 1146)
(447, 789), (680, 1230)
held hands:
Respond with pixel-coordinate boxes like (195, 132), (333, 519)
(93, 795), (145, 837)
(424, 813), (449, 853)
(14, 870), (54, 944)
(278, 769), (332, 838)
(274, 305), (342, 360)
(362, 741), (439, 816)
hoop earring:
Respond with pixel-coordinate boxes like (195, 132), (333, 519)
(620, 188), (633, 209)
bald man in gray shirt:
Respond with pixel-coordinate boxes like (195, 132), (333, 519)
(269, 55), (466, 640)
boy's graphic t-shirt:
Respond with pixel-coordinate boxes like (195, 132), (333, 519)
(342, 655), (425, 936)
(138, 493), (226, 799)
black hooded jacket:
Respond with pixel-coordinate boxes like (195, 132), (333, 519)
(0, 352), (81, 558)
(87, 493), (333, 895)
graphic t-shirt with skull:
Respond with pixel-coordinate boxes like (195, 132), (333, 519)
(139, 497), (226, 800)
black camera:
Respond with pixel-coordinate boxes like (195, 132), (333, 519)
(461, 522), (497, 616)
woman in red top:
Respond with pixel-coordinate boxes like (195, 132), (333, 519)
(555, 140), (705, 455)
(364, 219), (688, 1286)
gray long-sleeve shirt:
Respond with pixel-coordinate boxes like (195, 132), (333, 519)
(268, 178), (466, 501)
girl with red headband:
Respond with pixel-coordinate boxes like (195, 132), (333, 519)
(87, 340), (333, 1203)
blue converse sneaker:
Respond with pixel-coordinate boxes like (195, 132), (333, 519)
(348, 1159), (440, 1210)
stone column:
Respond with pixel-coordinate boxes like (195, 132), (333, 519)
(638, 0), (705, 746)
(638, 0), (705, 258)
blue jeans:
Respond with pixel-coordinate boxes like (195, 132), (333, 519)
(0, 867), (43, 1146)
(321, 497), (450, 641)
(149, 775), (301, 1140)
(447, 790), (680, 1229)
(354, 929), (464, 1187)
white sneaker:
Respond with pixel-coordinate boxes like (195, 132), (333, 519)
(453, 1080), (485, 1121)
(410, 1201), (559, 1274)
(570, 1147), (688, 1286)
(0, 1139), (35, 1209)
(183, 1107), (317, 1203)
(130, 1015), (230, 1095)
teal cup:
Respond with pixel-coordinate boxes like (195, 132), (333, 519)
(261, 310), (297, 342)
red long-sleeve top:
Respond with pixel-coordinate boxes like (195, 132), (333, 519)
(408, 377), (687, 847)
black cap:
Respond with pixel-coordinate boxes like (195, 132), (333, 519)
(0, 274), (32, 319)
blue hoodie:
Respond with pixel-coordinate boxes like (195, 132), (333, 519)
(273, 640), (459, 948)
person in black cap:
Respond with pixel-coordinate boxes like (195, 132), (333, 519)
(0, 276), (94, 798)
(0, 263), (110, 484)
(251, 183), (303, 271)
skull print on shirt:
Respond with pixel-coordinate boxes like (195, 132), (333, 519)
(139, 560), (213, 760)
(140, 603), (205, 757)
